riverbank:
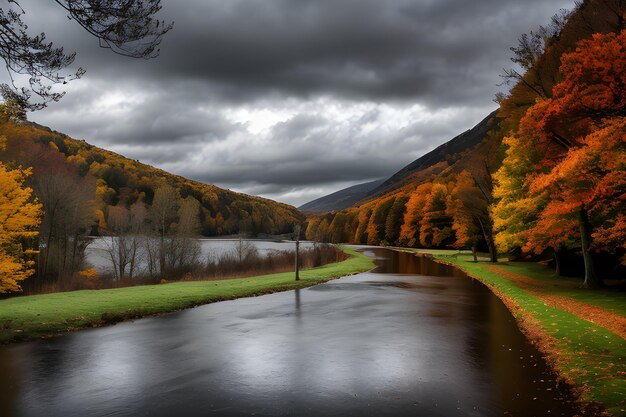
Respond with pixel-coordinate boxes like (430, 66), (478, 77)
(409, 249), (625, 417)
(0, 247), (374, 345)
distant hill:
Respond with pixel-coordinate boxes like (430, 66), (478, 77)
(304, 110), (503, 245)
(298, 179), (385, 212)
(368, 110), (499, 199)
(302, 111), (500, 214)
(0, 119), (303, 236)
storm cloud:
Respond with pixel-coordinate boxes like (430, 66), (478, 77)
(12, 0), (575, 206)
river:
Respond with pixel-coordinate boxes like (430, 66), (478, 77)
(0, 247), (579, 416)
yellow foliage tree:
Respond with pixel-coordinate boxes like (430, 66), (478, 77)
(0, 163), (42, 293)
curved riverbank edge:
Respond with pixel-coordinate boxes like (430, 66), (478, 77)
(422, 252), (624, 417)
(0, 247), (375, 345)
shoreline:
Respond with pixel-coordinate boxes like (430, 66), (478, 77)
(422, 252), (623, 417)
(0, 246), (375, 345)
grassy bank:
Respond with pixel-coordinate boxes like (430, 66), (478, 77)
(416, 250), (625, 416)
(0, 247), (374, 344)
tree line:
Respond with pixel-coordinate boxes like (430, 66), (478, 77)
(0, 114), (303, 293)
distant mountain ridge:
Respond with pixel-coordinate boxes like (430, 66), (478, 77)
(298, 179), (385, 212)
(368, 110), (499, 199)
(299, 110), (499, 212)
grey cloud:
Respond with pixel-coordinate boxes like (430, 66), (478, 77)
(17, 0), (575, 206)
(19, 0), (573, 104)
(174, 105), (491, 189)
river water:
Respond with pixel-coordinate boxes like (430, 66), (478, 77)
(0, 247), (579, 416)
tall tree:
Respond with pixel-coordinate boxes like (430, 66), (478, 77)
(493, 28), (626, 287)
(169, 196), (201, 273)
(104, 200), (146, 280)
(148, 184), (179, 275)
(384, 196), (408, 246)
(398, 182), (432, 247)
(419, 184), (452, 248)
(449, 171), (492, 261)
(32, 146), (96, 284)
(0, 160), (41, 293)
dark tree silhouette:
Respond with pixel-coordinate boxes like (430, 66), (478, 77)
(0, 0), (172, 112)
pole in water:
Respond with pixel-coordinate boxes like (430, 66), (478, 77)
(294, 224), (301, 281)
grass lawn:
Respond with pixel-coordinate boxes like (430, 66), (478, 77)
(415, 250), (625, 416)
(0, 246), (374, 345)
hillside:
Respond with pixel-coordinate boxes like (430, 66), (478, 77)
(305, 112), (504, 247)
(298, 179), (385, 212)
(0, 119), (303, 237)
(368, 110), (500, 199)
(302, 111), (500, 215)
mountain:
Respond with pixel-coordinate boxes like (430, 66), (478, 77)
(298, 179), (385, 212)
(302, 110), (500, 214)
(368, 110), (500, 199)
(304, 110), (503, 245)
(0, 119), (303, 236)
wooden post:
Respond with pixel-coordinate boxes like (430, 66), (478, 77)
(294, 224), (301, 281)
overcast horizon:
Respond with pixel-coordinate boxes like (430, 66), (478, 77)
(10, 0), (574, 207)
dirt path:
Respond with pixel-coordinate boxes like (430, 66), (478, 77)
(486, 265), (626, 340)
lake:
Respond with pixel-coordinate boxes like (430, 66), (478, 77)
(85, 238), (317, 275)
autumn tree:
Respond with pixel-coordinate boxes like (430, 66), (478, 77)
(329, 212), (349, 243)
(353, 208), (373, 244)
(493, 28), (626, 287)
(315, 218), (331, 243)
(0, 161), (41, 293)
(384, 196), (408, 246)
(449, 171), (489, 261)
(0, 0), (172, 111)
(366, 198), (395, 245)
(32, 146), (96, 285)
(398, 182), (433, 247)
(419, 184), (452, 248)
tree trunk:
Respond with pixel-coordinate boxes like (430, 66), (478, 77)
(486, 227), (497, 263)
(159, 234), (165, 277)
(478, 217), (498, 263)
(146, 237), (155, 278)
(471, 245), (478, 262)
(579, 207), (602, 288)
(129, 239), (137, 280)
(553, 248), (561, 277)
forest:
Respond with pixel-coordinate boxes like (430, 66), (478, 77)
(305, 0), (626, 288)
(0, 115), (303, 293)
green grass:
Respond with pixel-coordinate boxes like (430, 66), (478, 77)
(0, 246), (374, 344)
(430, 252), (626, 416)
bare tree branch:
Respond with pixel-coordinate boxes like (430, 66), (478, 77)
(0, 0), (172, 112)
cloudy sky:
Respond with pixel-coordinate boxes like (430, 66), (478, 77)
(11, 0), (573, 206)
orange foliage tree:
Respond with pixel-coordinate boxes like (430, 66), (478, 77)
(0, 162), (42, 292)
(493, 29), (626, 287)
(418, 183), (452, 248)
(448, 171), (493, 261)
(398, 183), (433, 247)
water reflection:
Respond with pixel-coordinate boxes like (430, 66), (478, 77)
(0, 247), (579, 417)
